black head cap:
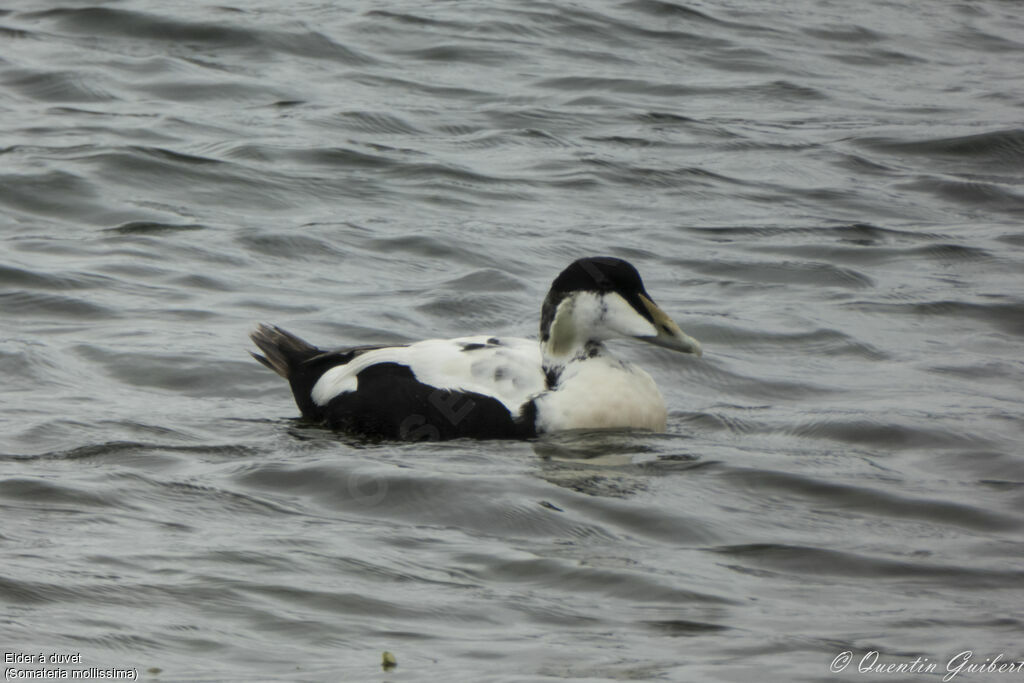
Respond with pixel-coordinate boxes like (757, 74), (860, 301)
(540, 257), (652, 341)
(549, 257), (646, 295)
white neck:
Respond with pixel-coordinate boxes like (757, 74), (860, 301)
(540, 291), (657, 377)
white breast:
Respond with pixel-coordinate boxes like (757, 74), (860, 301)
(310, 336), (546, 415)
(533, 358), (667, 433)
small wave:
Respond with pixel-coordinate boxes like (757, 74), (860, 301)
(534, 76), (702, 98)
(104, 221), (206, 235)
(362, 234), (492, 265)
(846, 299), (1024, 336)
(0, 477), (123, 509)
(455, 552), (732, 605)
(0, 575), (83, 606)
(393, 44), (521, 67)
(1, 68), (116, 103)
(348, 72), (491, 102)
(2, 439), (258, 463)
(236, 231), (349, 262)
(671, 257), (874, 289)
(73, 146), (308, 211)
(789, 416), (996, 450)
(711, 543), (1024, 588)
(675, 358), (837, 402)
(0, 169), (103, 222)
(720, 467), (1020, 532)
(700, 326), (887, 359)
(803, 24), (884, 43)
(0, 290), (112, 319)
(135, 79), (291, 104)
(74, 344), (261, 397)
(902, 178), (1024, 215)
(235, 460), (623, 540)
(856, 128), (1024, 170)
(359, 9), (470, 31)
(26, 6), (376, 65)
(438, 269), (527, 293)
(687, 223), (943, 246)
(686, 224), (1001, 269)
(312, 112), (425, 137)
(621, 0), (727, 25)
(0, 263), (108, 290)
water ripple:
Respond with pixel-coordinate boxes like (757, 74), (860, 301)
(713, 544), (1024, 587)
(25, 7), (376, 65)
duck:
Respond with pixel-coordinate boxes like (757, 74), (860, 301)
(250, 256), (702, 440)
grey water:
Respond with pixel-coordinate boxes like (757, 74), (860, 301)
(1, 0), (1023, 681)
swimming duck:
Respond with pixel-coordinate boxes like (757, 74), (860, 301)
(250, 256), (702, 440)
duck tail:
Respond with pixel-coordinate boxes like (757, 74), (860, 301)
(249, 323), (321, 380)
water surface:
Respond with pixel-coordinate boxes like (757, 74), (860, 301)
(2, 0), (1023, 680)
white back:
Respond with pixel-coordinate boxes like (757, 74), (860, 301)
(311, 336), (546, 415)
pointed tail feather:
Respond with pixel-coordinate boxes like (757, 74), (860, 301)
(250, 324), (394, 422)
(250, 323), (321, 380)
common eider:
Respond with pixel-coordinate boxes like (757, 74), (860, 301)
(250, 256), (702, 440)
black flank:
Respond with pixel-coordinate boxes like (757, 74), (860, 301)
(325, 363), (537, 441)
